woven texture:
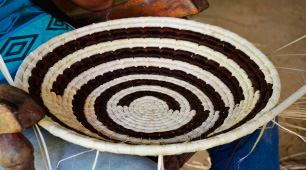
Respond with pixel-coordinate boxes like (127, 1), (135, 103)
(15, 17), (280, 155)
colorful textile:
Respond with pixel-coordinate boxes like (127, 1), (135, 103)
(0, 3), (73, 84)
(0, 0), (33, 20)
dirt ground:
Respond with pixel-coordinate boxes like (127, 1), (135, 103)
(181, 0), (306, 169)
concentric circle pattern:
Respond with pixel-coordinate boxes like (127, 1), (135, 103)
(15, 17), (280, 146)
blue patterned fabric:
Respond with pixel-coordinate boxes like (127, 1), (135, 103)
(0, 0), (33, 20)
(0, 3), (74, 84)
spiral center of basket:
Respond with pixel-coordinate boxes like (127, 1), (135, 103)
(106, 86), (196, 133)
(132, 96), (168, 116)
(16, 17), (280, 145)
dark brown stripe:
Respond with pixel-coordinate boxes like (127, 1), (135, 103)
(118, 91), (181, 111)
(206, 84), (273, 139)
(26, 26), (272, 143)
(72, 66), (228, 141)
(94, 80), (207, 140)
(51, 47), (243, 104)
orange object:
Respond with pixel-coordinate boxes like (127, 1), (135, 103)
(74, 0), (209, 27)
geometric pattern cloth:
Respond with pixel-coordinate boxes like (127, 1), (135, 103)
(0, 0), (32, 20)
(0, 0), (73, 84)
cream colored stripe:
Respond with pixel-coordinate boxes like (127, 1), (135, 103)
(15, 17), (279, 113)
(84, 75), (217, 144)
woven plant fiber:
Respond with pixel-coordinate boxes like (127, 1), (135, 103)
(15, 17), (281, 156)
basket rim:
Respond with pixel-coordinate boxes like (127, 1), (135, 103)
(15, 17), (281, 156)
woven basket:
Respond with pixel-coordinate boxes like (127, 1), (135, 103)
(15, 17), (282, 156)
